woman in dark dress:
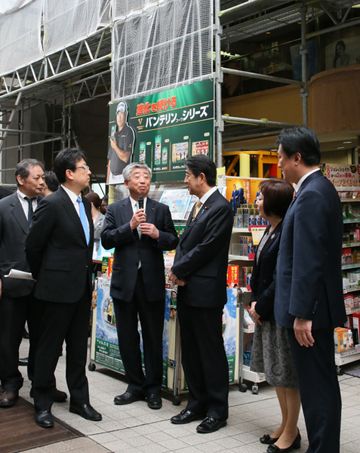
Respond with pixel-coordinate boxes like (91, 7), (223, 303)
(249, 179), (301, 453)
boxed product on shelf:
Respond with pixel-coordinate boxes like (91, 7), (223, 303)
(227, 264), (239, 287)
(342, 248), (353, 265)
(334, 327), (354, 352)
(347, 269), (360, 285)
(240, 266), (253, 290)
(344, 294), (354, 312)
(231, 235), (255, 257)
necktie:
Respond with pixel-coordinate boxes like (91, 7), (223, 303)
(135, 202), (141, 238)
(25, 197), (34, 226)
(192, 201), (202, 219)
(77, 196), (90, 245)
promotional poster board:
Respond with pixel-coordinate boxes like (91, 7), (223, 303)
(108, 79), (214, 183)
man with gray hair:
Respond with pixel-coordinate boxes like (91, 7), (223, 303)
(0, 159), (45, 408)
(101, 163), (178, 410)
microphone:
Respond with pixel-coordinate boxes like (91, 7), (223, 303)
(138, 198), (144, 210)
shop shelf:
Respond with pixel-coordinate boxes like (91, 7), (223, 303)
(342, 263), (360, 270)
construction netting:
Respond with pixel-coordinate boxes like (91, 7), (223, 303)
(0, 0), (43, 77)
(0, 0), (111, 77)
(0, 0), (214, 94)
(112, 0), (213, 100)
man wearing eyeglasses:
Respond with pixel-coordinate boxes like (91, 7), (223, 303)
(26, 148), (102, 429)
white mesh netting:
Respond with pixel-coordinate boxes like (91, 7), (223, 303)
(43, 0), (103, 55)
(112, 0), (213, 100)
(0, 0), (43, 76)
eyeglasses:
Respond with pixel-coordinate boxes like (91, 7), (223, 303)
(75, 165), (90, 172)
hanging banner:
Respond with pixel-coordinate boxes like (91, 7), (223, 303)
(108, 79), (214, 183)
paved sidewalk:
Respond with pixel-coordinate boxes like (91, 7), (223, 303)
(17, 339), (360, 453)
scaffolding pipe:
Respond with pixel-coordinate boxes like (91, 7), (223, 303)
(222, 115), (294, 128)
(222, 67), (303, 86)
(0, 54), (111, 100)
(306, 17), (360, 39)
(0, 128), (62, 136)
(0, 136), (63, 152)
(300, 2), (308, 126)
(219, 0), (259, 17)
(215, 0), (223, 168)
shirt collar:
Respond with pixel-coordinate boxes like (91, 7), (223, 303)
(294, 168), (320, 193)
(61, 184), (80, 203)
(199, 186), (218, 204)
(129, 196), (147, 209)
(17, 189), (36, 201)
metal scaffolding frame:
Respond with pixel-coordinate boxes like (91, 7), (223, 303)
(0, 0), (359, 177)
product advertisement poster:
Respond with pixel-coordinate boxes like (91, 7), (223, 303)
(224, 288), (239, 384)
(108, 79), (214, 183)
(94, 277), (173, 387)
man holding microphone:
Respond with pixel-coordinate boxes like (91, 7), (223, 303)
(101, 163), (178, 410)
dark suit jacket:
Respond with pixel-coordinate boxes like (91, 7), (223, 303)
(172, 190), (233, 308)
(0, 192), (34, 298)
(275, 171), (346, 329)
(26, 187), (94, 303)
(101, 197), (178, 302)
(250, 223), (282, 321)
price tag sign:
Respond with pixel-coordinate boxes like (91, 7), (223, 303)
(250, 226), (266, 246)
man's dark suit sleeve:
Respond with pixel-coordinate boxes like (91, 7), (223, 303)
(26, 198), (56, 279)
(290, 189), (330, 319)
(172, 203), (232, 280)
(101, 204), (135, 250)
(156, 205), (178, 251)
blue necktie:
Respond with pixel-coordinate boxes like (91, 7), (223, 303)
(77, 195), (90, 245)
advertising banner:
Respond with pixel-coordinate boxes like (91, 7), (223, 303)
(108, 79), (214, 183)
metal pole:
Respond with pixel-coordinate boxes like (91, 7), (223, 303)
(0, 136), (63, 152)
(305, 17), (360, 39)
(222, 115), (294, 128)
(222, 67), (303, 86)
(219, 0), (259, 17)
(215, 0), (223, 168)
(0, 128), (62, 135)
(300, 1), (308, 126)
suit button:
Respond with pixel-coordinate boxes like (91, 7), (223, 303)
(85, 265), (88, 269)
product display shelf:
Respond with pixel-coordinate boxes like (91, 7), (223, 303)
(343, 242), (360, 248)
(335, 347), (360, 371)
(342, 263), (360, 270)
(344, 286), (360, 295)
(232, 227), (251, 234)
(338, 188), (360, 371)
(229, 254), (254, 262)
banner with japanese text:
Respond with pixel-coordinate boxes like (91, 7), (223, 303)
(108, 79), (214, 183)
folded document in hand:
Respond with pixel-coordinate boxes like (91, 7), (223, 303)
(4, 269), (35, 281)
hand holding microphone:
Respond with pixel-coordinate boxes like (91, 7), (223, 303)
(130, 198), (146, 230)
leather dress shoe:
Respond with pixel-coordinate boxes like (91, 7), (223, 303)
(266, 432), (301, 453)
(147, 393), (162, 410)
(0, 390), (18, 408)
(69, 402), (102, 421)
(196, 416), (227, 434)
(30, 388), (67, 403)
(35, 409), (54, 428)
(114, 391), (144, 405)
(260, 434), (279, 445)
(170, 409), (205, 425)
(18, 357), (28, 366)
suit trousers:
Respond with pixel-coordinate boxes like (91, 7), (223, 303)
(33, 293), (91, 410)
(288, 329), (342, 453)
(0, 294), (35, 391)
(177, 302), (229, 420)
(113, 269), (164, 395)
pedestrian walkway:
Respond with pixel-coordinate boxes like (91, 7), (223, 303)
(17, 339), (360, 453)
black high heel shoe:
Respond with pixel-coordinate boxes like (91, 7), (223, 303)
(260, 434), (279, 445)
(266, 431), (301, 453)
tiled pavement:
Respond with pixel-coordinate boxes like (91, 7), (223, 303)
(17, 339), (360, 453)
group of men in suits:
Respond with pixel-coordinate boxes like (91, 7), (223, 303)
(0, 129), (345, 451)
(0, 150), (102, 429)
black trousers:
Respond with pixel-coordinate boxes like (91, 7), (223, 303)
(177, 302), (229, 420)
(113, 270), (164, 395)
(33, 294), (91, 410)
(0, 294), (36, 391)
(288, 329), (342, 453)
